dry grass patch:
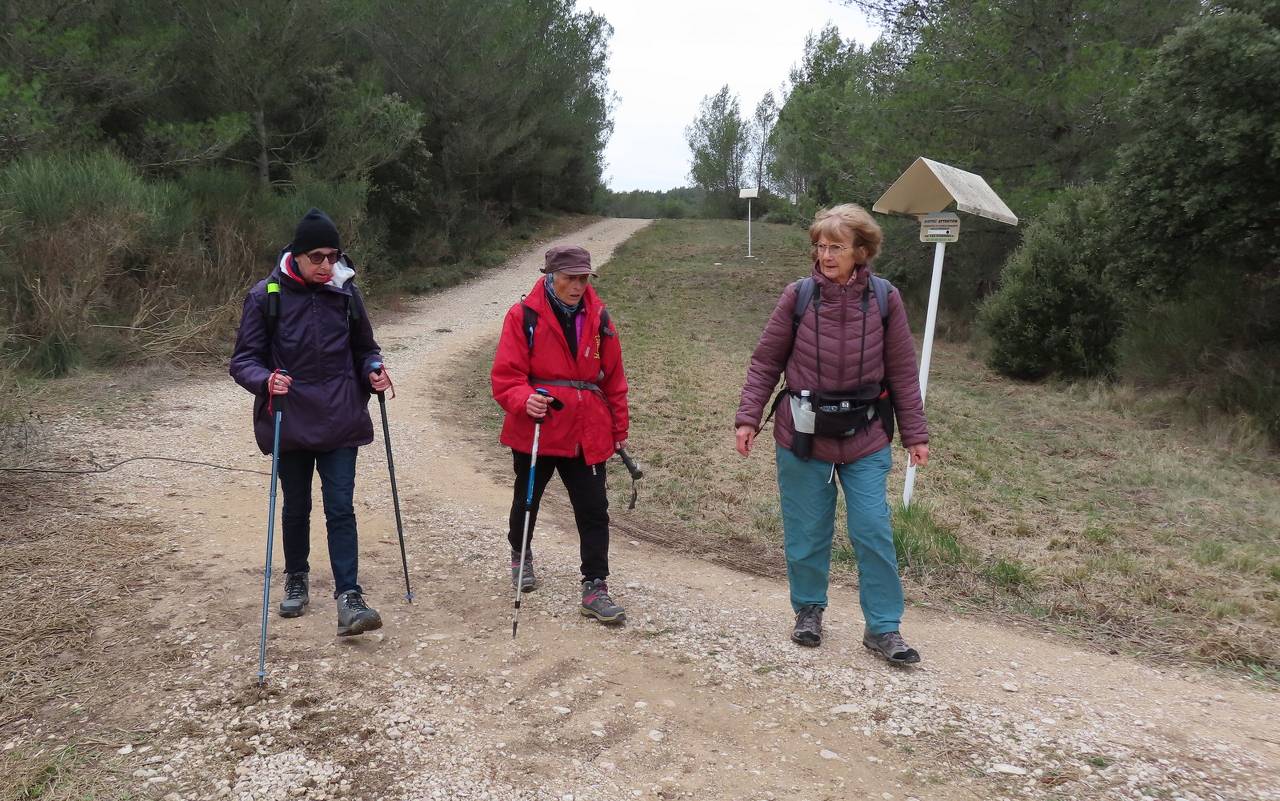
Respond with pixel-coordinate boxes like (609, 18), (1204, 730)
(451, 218), (1280, 676)
(0, 745), (136, 801)
(0, 447), (180, 797)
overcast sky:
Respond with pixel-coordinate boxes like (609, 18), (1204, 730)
(580, 0), (880, 192)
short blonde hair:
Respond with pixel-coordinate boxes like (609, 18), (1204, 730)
(809, 203), (883, 262)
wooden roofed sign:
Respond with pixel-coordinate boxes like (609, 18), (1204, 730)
(871, 157), (1017, 509)
(872, 157), (1018, 226)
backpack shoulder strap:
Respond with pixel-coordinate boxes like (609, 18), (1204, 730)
(869, 275), (893, 329)
(347, 283), (366, 325)
(521, 301), (539, 352)
(791, 277), (818, 334)
(599, 307), (614, 338)
(265, 276), (281, 345)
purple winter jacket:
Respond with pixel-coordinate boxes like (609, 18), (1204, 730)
(229, 250), (382, 455)
(736, 263), (929, 464)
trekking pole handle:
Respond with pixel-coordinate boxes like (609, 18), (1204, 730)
(371, 361), (386, 396)
(616, 447), (643, 481)
(533, 387), (564, 415)
(270, 369), (289, 414)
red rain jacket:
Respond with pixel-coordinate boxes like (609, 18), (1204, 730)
(491, 279), (629, 465)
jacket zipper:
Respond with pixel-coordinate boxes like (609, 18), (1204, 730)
(839, 284), (848, 388)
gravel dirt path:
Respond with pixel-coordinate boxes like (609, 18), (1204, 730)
(17, 218), (1280, 801)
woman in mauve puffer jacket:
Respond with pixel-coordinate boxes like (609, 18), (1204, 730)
(735, 204), (930, 664)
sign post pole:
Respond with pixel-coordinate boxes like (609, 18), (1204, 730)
(872, 159), (1018, 510)
(902, 238), (946, 508)
(739, 187), (759, 258)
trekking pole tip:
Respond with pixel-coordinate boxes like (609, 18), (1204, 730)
(511, 621), (518, 639)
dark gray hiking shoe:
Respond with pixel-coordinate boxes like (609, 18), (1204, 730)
(862, 629), (921, 664)
(336, 590), (383, 637)
(511, 551), (537, 592)
(791, 604), (823, 647)
(580, 578), (625, 623)
(279, 571), (309, 618)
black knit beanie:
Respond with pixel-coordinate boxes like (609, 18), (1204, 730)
(290, 208), (341, 255)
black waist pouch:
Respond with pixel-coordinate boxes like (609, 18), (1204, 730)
(812, 383), (884, 438)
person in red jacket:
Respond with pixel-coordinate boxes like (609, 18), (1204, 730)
(491, 245), (630, 624)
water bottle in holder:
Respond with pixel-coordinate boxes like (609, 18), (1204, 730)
(791, 389), (815, 460)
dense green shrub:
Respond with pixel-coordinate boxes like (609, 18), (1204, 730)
(979, 186), (1122, 380)
(1110, 6), (1280, 296)
(1104, 4), (1280, 443)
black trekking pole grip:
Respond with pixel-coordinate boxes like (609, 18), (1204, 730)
(616, 447), (643, 481)
(269, 369), (289, 414)
(615, 447), (642, 510)
(533, 387), (564, 417)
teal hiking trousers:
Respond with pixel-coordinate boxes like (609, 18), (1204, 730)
(775, 443), (903, 635)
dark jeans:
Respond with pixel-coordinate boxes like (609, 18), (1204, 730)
(508, 450), (610, 581)
(278, 446), (361, 597)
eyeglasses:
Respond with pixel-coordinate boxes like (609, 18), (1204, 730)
(813, 243), (850, 256)
(302, 250), (343, 265)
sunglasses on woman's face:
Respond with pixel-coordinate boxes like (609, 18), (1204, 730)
(303, 250), (343, 265)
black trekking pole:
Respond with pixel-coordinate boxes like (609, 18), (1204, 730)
(615, 447), (644, 510)
(257, 370), (287, 687)
(513, 388), (563, 639)
(371, 361), (412, 604)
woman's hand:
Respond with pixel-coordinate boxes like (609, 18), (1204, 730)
(615, 439), (628, 451)
(369, 368), (392, 394)
(525, 392), (551, 419)
(735, 425), (757, 457)
(907, 443), (929, 467)
(268, 373), (293, 396)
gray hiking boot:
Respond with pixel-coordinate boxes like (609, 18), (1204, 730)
(580, 578), (625, 623)
(862, 629), (921, 664)
(791, 604), (823, 647)
(336, 590), (383, 637)
(511, 551), (537, 592)
(279, 571), (309, 618)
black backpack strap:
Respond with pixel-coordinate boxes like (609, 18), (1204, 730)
(264, 276), (282, 367)
(521, 301), (539, 352)
(791, 277), (818, 334)
(761, 387), (790, 429)
(869, 274), (892, 329)
(522, 302), (612, 355)
(265, 278), (281, 342)
(347, 283), (366, 328)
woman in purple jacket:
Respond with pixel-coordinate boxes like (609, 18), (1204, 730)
(230, 208), (392, 637)
(735, 204), (930, 664)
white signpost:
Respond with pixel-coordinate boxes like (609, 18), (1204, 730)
(740, 187), (759, 258)
(872, 158), (1018, 508)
